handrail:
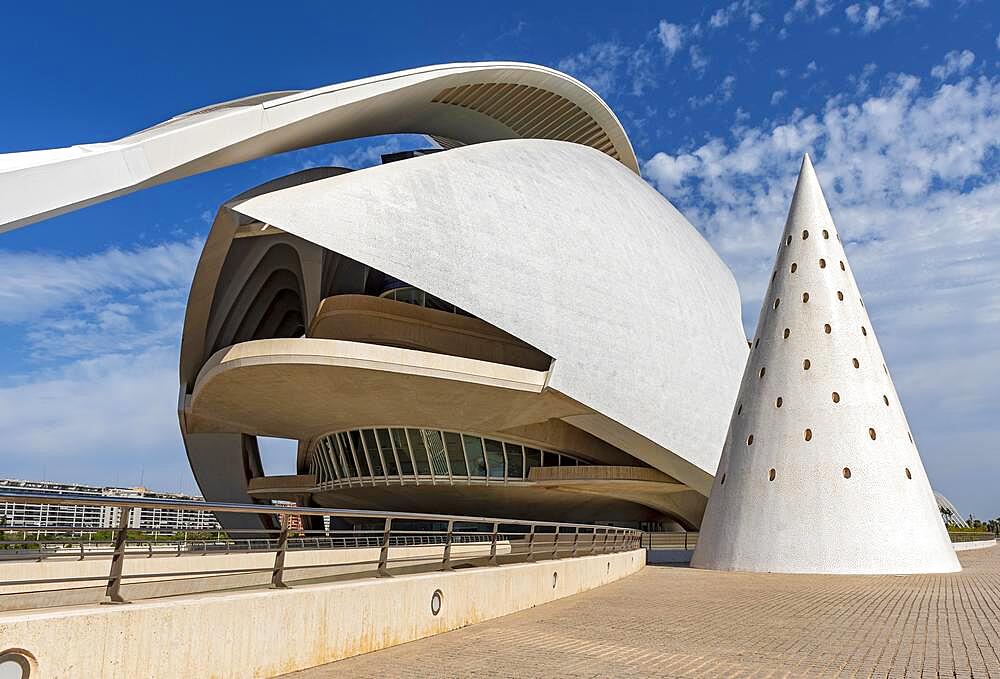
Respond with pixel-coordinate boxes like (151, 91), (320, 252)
(0, 491), (643, 612)
(0, 492), (623, 531)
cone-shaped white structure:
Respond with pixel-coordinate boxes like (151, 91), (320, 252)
(691, 156), (960, 574)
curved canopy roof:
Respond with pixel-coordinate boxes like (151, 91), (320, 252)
(0, 62), (638, 232)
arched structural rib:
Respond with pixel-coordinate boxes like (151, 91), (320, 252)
(0, 62), (637, 233)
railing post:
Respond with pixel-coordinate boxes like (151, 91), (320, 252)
(489, 522), (499, 566)
(551, 527), (559, 559)
(270, 516), (290, 589)
(601, 528), (610, 553)
(102, 506), (131, 604)
(441, 519), (454, 571)
(526, 524), (535, 562)
(684, 531), (688, 550)
(572, 527), (579, 557)
(377, 517), (392, 577)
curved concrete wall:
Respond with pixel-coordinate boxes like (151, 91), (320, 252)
(231, 139), (748, 490)
(0, 550), (645, 678)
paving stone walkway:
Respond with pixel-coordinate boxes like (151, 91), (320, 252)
(288, 546), (1000, 678)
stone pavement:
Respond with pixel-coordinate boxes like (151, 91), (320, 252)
(287, 546), (1000, 678)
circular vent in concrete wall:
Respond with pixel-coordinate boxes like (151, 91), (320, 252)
(0, 650), (36, 679)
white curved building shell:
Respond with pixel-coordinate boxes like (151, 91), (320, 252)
(227, 139), (747, 487)
(1, 61), (751, 531)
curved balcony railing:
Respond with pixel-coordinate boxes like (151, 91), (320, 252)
(308, 427), (591, 488)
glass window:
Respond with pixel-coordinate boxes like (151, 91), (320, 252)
(540, 450), (557, 467)
(525, 447), (542, 473)
(484, 438), (506, 479)
(362, 429), (383, 477)
(338, 433), (359, 477)
(317, 440), (334, 482)
(376, 429), (399, 477)
(444, 432), (467, 477)
(423, 430), (449, 476)
(349, 430), (371, 476)
(463, 435), (487, 477)
(321, 438), (339, 480)
(505, 442), (524, 478)
(390, 429), (414, 475)
(424, 292), (453, 313)
(312, 443), (326, 483)
(407, 429), (432, 475)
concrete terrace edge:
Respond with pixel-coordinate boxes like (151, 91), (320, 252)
(954, 539), (997, 552)
(0, 549), (645, 678)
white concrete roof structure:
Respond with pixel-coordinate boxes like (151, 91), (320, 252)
(179, 139), (747, 528)
(691, 156), (960, 574)
(1, 61), (749, 531)
(0, 62), (637, 233)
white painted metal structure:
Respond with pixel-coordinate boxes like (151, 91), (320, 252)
(0, 62), (637, 233)
(692, 156), (960, 574)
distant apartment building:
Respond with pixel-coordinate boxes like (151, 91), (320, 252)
(0, 479), (220, 533)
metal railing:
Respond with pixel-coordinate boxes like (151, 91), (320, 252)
(640, 532), (699, 550)
(0, 492), (641, 611)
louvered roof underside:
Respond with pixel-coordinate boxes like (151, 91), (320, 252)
(431, 82), (622, 163)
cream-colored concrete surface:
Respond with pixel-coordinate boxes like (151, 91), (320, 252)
(232, 140), (747, 489)
(0, 549), (645, 678)
(290, 546), (1000, 679)
(0, 542), (508, 610)
(187, 338), (578, 440)
(309, 294), (550, 371)
(176, 138), (745, 518)
(954, 538), (997, 551)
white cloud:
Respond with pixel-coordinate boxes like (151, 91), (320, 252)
(931, 50), (975, 80)
(803, 60), (818, 78)
(849, 62), (878, 95)
(657, 20), (685, 59)
(710, 6), (733, 28)
(0, 239), (202, 325)
(690, 75), (736, 108)
(845, 4), (884, 32)
(771, 90), (787, 105)
(0, 346), (186, 487)
(558, 42), (630, 99)
(708, 2), (763, 31)
(642, 68), (1000, 517)
(844, 1), (930, 33)
(689, 45), (709, 74)
(785, 0), (834, 24)
(0, 239), (204, 491)
(558, 40), (658, 98)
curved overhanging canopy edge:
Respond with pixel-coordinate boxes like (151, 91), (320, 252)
(0, 61), (638, 233)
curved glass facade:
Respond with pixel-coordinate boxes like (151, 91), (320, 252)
(379, 285), (468, 315)
(308, 428), (589, 488)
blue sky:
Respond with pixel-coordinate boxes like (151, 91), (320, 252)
(1, 1), (997, 517)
